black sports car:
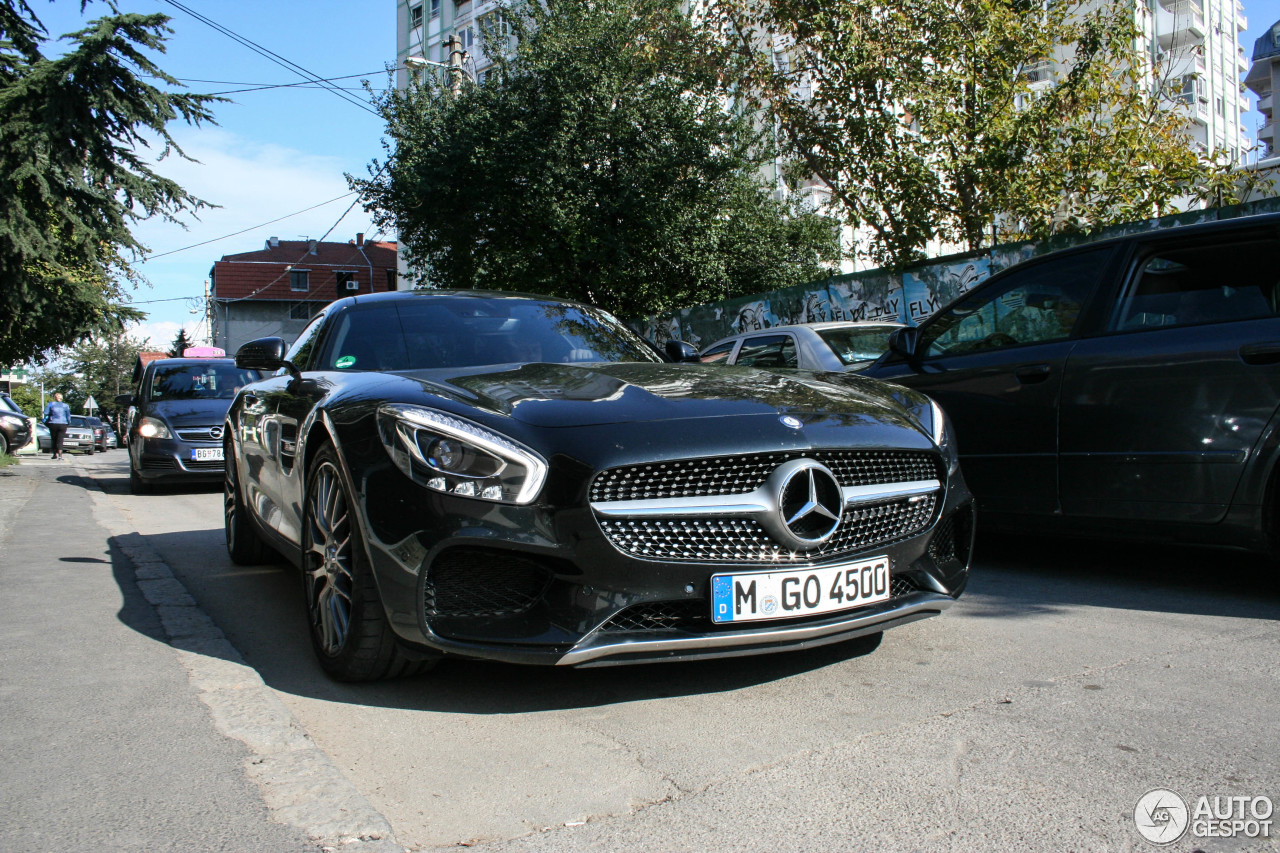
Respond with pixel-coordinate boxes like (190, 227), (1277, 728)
(225, 290), (973, 680)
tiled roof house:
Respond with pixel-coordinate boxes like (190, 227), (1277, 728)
(209, 235), (399, 352)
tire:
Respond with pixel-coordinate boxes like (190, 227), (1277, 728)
(224, 451), (273, 565)
(85, 444), (94, 455)
(0, 432), (8, 456)
(302, 443), (433, 681)
(130, 466), (151, 494)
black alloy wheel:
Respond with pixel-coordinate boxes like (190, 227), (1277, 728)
(224, 444), (273, 565)
(302, 443), (432, 681)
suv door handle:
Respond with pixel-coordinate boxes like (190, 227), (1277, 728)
(1239, 343), (1280, 365)
(1015, 364), (1052, 384)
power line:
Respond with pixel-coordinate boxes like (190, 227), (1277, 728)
(143, 192), (358, 261)
(157, 0), (382, 118)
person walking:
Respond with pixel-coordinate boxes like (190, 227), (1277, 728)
(42, 392), (71, 459)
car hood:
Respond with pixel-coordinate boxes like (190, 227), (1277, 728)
(145, 397), (236, 428)
(396, 362), (920, 430)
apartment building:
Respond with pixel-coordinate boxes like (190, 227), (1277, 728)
(1245, 17), (1280, 161)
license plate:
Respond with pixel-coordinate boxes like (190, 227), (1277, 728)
(191, 447), (223, 461)
(711, 556), (891, 624)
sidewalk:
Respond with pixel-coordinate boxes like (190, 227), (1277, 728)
(0, 457), (320, 852)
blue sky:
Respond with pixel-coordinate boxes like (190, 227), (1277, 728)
(26, 0), (1280, 352)
(33, 0), (397, 351)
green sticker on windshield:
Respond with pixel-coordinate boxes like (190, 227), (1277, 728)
(335, 355), (357, 369)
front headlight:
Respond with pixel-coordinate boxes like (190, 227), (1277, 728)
(138, 416), (172, 440)
(377, 404), (548, 504)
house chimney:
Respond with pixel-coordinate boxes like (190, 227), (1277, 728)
(308, 239), (317, 255)
(266, 236), (279, 249)
(356, 233), (365, 247)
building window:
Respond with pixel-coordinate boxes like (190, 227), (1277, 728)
(289, 302), (317, 321)
(290, 269), (309, 291)
(460, 26), (473, 50)
(336, 271), (358, 293)
(430, 0), (440, 19)
(478, 12), (508, 40)
(385, 268), (397, 291)
(410, 3), (423, 27)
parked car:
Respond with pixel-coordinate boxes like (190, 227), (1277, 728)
(103, 421), (118, 449)
(83, 415), (109, 451)
(35, 422), (50, 452)
(0, 393), (32, 456)
(61, 416), (96, 455)
(863, 212), (1280, 554)
(118, 357), (262, 494)
(700, 321), (904, 373)
(224, 290), (974, 681)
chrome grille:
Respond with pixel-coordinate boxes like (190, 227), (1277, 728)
(176, 426), (221, 442)
(598, 494), (937, 563)
(589, 450), (941, 502)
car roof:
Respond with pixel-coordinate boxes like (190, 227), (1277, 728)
(338, 288), (599, 312)
(146, 357), (240, 369)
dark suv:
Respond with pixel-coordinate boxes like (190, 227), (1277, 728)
(0, 393), (31, 456)
(119, 357), (261, 493)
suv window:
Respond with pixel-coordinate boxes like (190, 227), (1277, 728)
(1115, 237), (1279, 330)
(920, 247), (1112, 357)
(735, 334), (798, 368)
(0, 395), (21, 414)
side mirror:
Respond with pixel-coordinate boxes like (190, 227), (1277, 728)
(664, 340), (700, 363)
(887, 327), (920, 361)
(236, 337), (290, 372)
(114, 394), (133, 407)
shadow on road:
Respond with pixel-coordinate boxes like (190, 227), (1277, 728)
(960, 531), (1280, 623)
(108, 520), (1280, 717)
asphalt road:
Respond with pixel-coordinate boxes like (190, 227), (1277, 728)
(4, 449), (1279, 852)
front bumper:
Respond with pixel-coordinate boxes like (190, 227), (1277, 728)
(357, 446), (974, 667)
(133, 437), (225, 482)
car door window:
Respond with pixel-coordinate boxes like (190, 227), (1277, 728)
(700, 341), (736, 364)
(1114, 237), (1278, 331)
(286, 312), (328, 370)
(735, 334), (798, 368)
(920, 247), (1113, 357)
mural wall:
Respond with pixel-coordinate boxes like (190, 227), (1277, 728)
(640, 197), (1280, 349)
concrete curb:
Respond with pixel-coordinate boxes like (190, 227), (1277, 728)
(77, 459), (407, 853)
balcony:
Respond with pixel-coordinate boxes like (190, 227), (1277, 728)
(1022, 59), (1055, 86)
(1156, 1), (1205, 50)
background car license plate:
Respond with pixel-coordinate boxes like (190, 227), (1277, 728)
(711, 557), (890, 624)
(192, 447), (223, 461)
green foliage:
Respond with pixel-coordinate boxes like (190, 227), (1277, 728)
(705, 0), (1229, 265)
(168, 327), (194, 357)
(0, 1), (218, 366)
(354, 0), (840, 319)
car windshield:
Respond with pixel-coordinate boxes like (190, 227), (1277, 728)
(69, 415), (90, 427)
(815, 326), (898, 367)
(0, 395), (20, 414)
(149, 364), (260, 401)
(321, 296), (663, 371)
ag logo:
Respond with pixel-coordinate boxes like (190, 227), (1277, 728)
(1134, 788), (1189, 844)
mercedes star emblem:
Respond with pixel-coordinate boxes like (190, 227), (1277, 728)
(760, 459), (844, 551)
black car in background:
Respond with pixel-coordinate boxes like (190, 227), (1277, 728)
(0, 393), (31, 456)
(865, 212), (1280, 554)
(119, 357), (262, 494)
(225, 290), (974, 681)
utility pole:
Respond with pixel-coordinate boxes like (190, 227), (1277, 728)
(444, 34), (464, 97)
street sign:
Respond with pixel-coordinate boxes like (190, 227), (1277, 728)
(83, 395), (98, 413)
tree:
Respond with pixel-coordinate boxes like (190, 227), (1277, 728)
(0, 1), (218, 366)
(704, 0), (1231, 266)
(63, 329), (146, 416)
(168, 327), (194, 357)
(354, 0), (841, 319)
